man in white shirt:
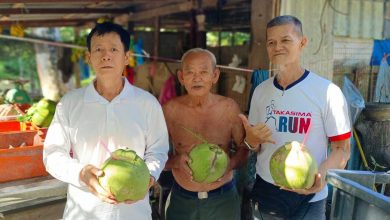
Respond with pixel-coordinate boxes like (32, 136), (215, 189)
(239, 15), (351, 220)
(43, 22), (169, 220)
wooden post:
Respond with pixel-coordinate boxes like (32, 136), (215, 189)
(74, 27), (81, 88)
(196, 11), (206, 49)
(248, 0), (280, 69)
(217, 0), (222, 63)
(189, 11), (207, 48)
(190, 10), (197, 48)
(196, 28), (206, 49)
(127, 22), (134, 37)
(153, 17), (160, 59)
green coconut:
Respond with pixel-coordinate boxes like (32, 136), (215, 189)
(98, 149), (150, 202)
(188, 143), (229, 183)
(269, 141), (318, 189)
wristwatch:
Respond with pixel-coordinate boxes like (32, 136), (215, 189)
(244, 139), (257, 150)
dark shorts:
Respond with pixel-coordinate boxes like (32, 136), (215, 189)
(165, 180), (241, 220)
(250, 175), (315, 218)
(251, 198), (326, 220)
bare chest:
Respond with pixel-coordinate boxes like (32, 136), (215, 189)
(168, 110), (232, 153)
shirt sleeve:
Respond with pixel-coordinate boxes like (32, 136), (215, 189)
(43, 95), (86, 188)
(144, 98), (169, 180)
(324, 83), (352, 141)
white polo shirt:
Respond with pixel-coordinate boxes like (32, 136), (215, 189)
(43, 78), (169, 220)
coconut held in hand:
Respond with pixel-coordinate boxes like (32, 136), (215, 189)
(98, 149), (150, 202)
(270, 141), (318, 189)
(188, 143), (229, 183)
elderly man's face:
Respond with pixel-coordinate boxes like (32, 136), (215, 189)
(178, 52), (219, 97)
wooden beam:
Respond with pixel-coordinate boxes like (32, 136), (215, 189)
(134, 20), (191, 30)
(0, 34), (85, 49)
(0, 0), (142, 3)
(0, 8), (128, 14)
(194, 0), (218, 9)
(129, 1), (193, 22)
(248, 0), (280, 69)
(0, 18), (96, 27)
(153, 16), (160, 60)
(128, 0), (217, 22)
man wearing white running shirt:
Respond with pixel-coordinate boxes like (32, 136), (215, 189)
(239, 15), (351, 220)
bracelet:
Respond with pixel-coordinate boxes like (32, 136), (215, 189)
(244, 139), (257, 150)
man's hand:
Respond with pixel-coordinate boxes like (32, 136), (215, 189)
(279, 173), (325, 195)
(80, 164), (118, 204)
(238, 114), (275, 151)
(172, 152), (193, 180)
(217, 158), (233, 182)
(123, 176), (155, 204)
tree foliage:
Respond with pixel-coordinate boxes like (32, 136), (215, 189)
(207, 31), (250, 47)
(0, 38), (37, 80)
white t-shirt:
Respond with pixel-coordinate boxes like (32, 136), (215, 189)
(248, 70), (351, 202)
(43, 78), (169, 220)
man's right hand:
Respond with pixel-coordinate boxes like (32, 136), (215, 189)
(80, 164), (118, 204)
(238, 114), (275, 151)
(172, 153), (193, 180)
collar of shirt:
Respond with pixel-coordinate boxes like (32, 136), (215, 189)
(83, 77), (134, 104)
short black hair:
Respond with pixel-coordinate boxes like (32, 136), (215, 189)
(267, 15), (303, 37)
(86, 22), (130, 52)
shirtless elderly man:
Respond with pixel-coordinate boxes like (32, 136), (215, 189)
(163, 48), (249, 220)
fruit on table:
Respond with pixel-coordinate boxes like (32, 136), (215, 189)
(99, 149), (150, 202)
(270, 141), (318, 189)
(5, 84), (31, 104)
(18, 98), (57, 128)
(31, 99), (56, 127)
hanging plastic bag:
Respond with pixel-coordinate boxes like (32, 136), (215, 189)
(342, 76), (365, 125)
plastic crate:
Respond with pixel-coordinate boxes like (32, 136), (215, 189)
(0, 129), (48, 183)
(0, 130), (37, 149)
(0, 120), (21, 132)
(0, 145), (48, 183)
(326, 169), (390, 220)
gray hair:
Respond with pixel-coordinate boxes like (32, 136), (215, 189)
(181, 48), (217, 69)
(267, 15), (303, 37)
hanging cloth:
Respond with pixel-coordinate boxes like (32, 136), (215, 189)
(374, 58), (390, 103)
(370, 39), (390, 66)
(123, 65), (135, 84)
(134, 62), (171, 97)
(134, 39), (144, 65)
(78, 58), (90, 80)
(248, 69), (269, 110)
(158, 74), (177, 105)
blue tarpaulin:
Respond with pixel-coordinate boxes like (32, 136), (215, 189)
(370, 39), (390, 66)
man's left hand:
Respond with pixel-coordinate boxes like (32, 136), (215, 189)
(123, 176), (155, 204)
(216, 160), (233, 182)
(279, 173), (325, 195)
